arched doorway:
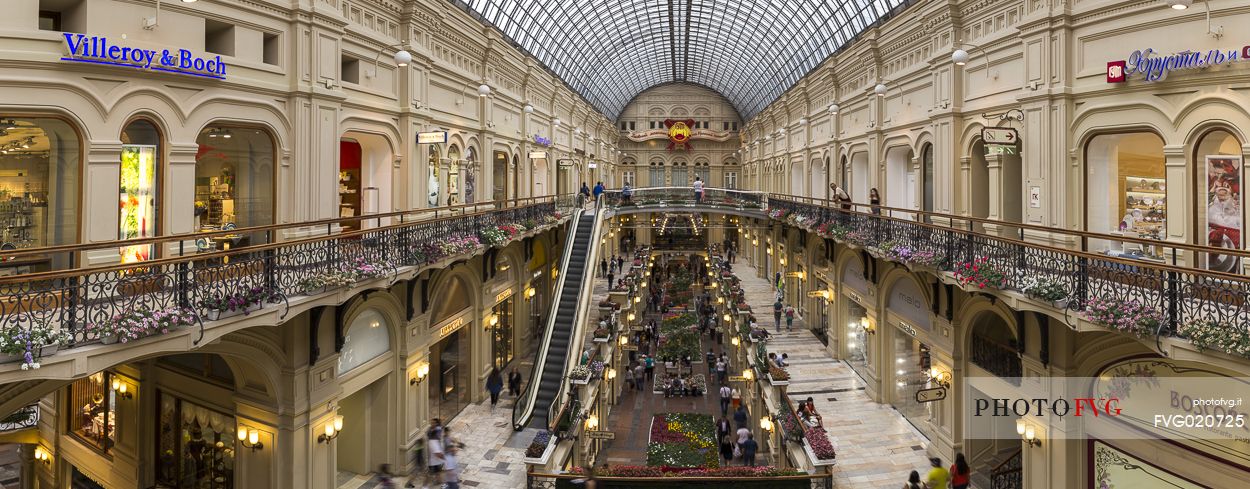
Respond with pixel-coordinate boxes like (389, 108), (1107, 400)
(790, 158), (806, 195)
(850, 152), (869, 202)
(335, 307), (397, 478)
(533, 154), (548, 197)
(884, 145), (915, 213)
(426, 144), (441, 207)
(0, 115), (81, 271)
(429, 275), (474, 422)
(196, 124), (276, 245)
(969, 139), (990, 231)
(920, 144), (934, 214)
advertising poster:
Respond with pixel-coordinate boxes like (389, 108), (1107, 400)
(119, 145), (156, 264)
(1204, 156), (1242, 272)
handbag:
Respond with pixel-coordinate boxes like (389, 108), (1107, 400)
(732, 445), (741, 458)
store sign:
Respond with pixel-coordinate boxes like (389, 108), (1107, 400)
(557, 159), (575, 168)
(982, 128), (1018, 145)
(897, 321), (918, 338)
(533, 135), (552, 147)
(495, 288), (514, 304)
(915, 387), (946, 403)
(586, 431), (616, 440)
(841, 258), (869, 295)
(619, 344), (638, 351)
(61, 33), (226, 79)
(418, 131), (447, 144)
(728, 375), (747, 382)
(588, 162), (598, 169)
(888, 279), (930, 331)
(528, 151), (548, 159)
(1109, 46), (1250, 83)
(435, 316), (467, 340)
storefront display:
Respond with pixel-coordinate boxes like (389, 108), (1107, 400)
(67, 372), (116, 452)
(491, 294), (515, 369)
(0, 116), (78, 273)
(157, 392), (236, 489)
(845, 301), (869, 378)
(427, 145), (440, 207)
(339, 140), (362, 229)
(119, 144), (156, 263)
(1204, 155), (1242, 272)
(193, 126), (274, 243)
(892, 333), (931, 434)
(1085, 132), (1167, 258)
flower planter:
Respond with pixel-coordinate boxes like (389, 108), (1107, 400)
(522, 440), (556, 465)
(1052, 299), (1070, 310)
(299, 286), (328, 297)
(0, 352), (21, 364)
(39, 344), (59, 357)
(802, 439), (837, 466)
(100, 334), (119, 345)
(767, 374), (790, 386)
(205, 304), (259, 321)
(570, 377), (589, 385)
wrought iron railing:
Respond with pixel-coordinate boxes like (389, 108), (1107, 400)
(526, 471), (833, 489)
(991, 448), (1023, 489)
(970, 335), (1022, 384)
(0, 402), (38, 432)
(0, 195), (576, 353)
(600, 187), (766, 211)
(764, 195), (1250, 357)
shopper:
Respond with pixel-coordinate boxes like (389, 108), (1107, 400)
(869, 188), (882, 215)
(425, 419), (445, 481)
(717, 416), (732, 441)
(633, 362), (645, 391)
(644, 355), (655, 381)
(486, 367), (504, 408)
(902, 471), (922, 489)
(740, 433), (758, 467)
(442, 444), (462, 489)
(773, 299), (783, 332)
(622, 182), (634, 205)
(926, 457), (950, 489)
(784, 304), (796, 332)
(624, 366), (635, 390)
(719, 434), (735, 466)
(829, 182), (852, 210)
(951, 453), (971, 489)
(733, 404), (748, 429)
(508, 370), (523, 397)
(719, 384), (732, 416)
(579, 182), (591, 207)
(593, 181), (604, 203)
(693, 176), (705, 203)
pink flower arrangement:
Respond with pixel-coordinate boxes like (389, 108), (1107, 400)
(804, 425), (836, 460)
(1085, 297), (1164, 338)
(768, 208), (789, 219)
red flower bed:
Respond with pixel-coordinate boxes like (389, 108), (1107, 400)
(649, 414), (691, 444)
(804, 426), (836, 460)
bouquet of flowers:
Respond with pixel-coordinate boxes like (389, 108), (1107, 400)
(845, 229), (874, 247)
(1178, 319), (1249, 357)
(590, 360), (605, 375)
(1019, 276), (1069, 302)
(1084, 297), (1165, 338)
(350, 256), (387, 279)
(954, 257), (1009, 289)
(524, 430), (552, 458)
(88, 307), (197, 344)
(768, 208), (789, 219)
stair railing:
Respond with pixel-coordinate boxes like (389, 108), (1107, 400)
(990, 448), (1023, 489)
(544, 207), (607, 430)
(512, 209), (585, 430)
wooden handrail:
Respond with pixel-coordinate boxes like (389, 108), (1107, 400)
(0, 194), (571, 259)
(771, 193), (1250, 260)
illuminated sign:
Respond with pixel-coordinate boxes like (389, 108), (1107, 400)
(495, 288), (514, 304)
(897, 321), (918, 338)
(1109, 46), (1250, 83)
(62, 33), (226, 79)
(528, 151), (548, 159)
(436, 316), (466, 339)
(418, 131), (448, 144)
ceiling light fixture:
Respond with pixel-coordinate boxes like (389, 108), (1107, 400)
(828, 104), (839, 114)
(1167, 0), (1191, 9)
(874, 83), (888, 97)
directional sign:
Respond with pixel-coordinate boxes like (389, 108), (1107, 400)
(984, 145), (1018, 156)
(528, 151), (548, 159)
(620, 345), (638, 351)
(586, 431), (616, 440)
(728, 375), (747, 382)
(982, 127), (1018, 145)
(915, 387), (947, 403)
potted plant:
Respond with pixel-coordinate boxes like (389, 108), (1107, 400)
(89, 307), (198, 345)
(568, 366), (591, 385)
(0, 325), (71, 370)
(767, 365), (791, 386)
(954, 257), (1009, 290)
(803, 425), (837, 464)
(592, 326), (611, 342)
(199, 285), (281, 320)
(522, 430), (556, 464)
(1178, 319), (1249, 357)
(1019, 276), (1069, 308)
(1084, 297), (1165, 339)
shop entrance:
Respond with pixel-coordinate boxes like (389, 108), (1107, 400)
(340, 132), (394, 229)
(891, 331), (931, 440)
(430, 328), (471, 422)
(336, 375), (393, 476)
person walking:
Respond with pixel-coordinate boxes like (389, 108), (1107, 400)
(600, 258), (608, 277)
(717, 416), (732, 442)
(486, 367), (504, 408)
(719, 434), (735, 466)
(377, 464), (397, 489)
(733, 404), (748, 429)
(624, 365), (635, 390)
(784, 304), (796, 332)
(425, 420), (445, 487)
(593, 181), (604, 204)
(869, 188), (882, 215)
(926, 457), (950, 489)
(508, 370), (522, 397)
(633, 362), (645, 391)
(693, 176), (705, 203)
(441, 444), (462, 489)
(607, 270), (615, 289)
(579, 182), (591, 207)
(719, 384), (732, 416)
(951, 453), (971, 489)
(644, 355), (655, 381)
(716, 357), (727, 383)
(740, 433), (758, 467)
(622, 182), (634, 205)
(731, 386), (741, 409)
(902, 471), (922, 489)
(773, 299), (783, 332)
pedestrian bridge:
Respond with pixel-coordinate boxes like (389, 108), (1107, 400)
(599, 187), (769, 218)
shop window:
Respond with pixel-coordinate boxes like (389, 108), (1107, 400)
(338, 308), (390, 375)
(427, 145), (440, 207)
(921, 144), (934, 213)
(1085, 132), (1166, 257)
(464, 147), (477, 204)
(447, 145), (461, 206)
(67, 372), (117, 453)
(262, 33), (280, 66)
(1195, 129), (1244, 272)
(491, 294), (515, 369)
(156, 392), (235, 489)
(204, 19), (235, 57)
(38, 0), (83, 32)
(341, 56), (360, 84)
(194, 125), (274, 245)
(338, 140), (362, 228)
(0, 116), (80, 272)
(120, 120), (160, 264)
(492, 151), (508, 203)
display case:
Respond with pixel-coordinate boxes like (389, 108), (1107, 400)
(1122, 176), (1166, 240)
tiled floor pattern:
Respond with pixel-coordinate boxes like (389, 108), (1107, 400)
(735, 263), (935, 489)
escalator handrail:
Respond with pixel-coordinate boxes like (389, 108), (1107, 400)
(544, 207), (606, 430)
(512, 209), (585, 430)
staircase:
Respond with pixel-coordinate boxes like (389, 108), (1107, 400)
(513, 210), (600, 430)
(970, 447), (1022, 489)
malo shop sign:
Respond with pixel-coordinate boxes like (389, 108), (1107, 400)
(61, 33), (227, 80)
(1108, 45), (1250, 83)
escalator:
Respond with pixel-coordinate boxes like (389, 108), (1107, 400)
(513, 209), (602, 430)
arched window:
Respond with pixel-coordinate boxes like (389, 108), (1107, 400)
(447, 145), (461, 206)
(1194, 129), (1245, 272)
(1085, 132), (1166, 253)
(921, 144), (934, 213)
(0, 116), (80, 270)
(338, 308), (391, 375)
(493, 150), (508, 203)
(195, 125), (275, 245)
(120, 119), (161, 263)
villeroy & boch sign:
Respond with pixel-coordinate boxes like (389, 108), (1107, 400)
(61, 33), (228, 80)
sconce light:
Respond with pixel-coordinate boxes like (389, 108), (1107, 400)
(410, 363), (430, 385)
(318, 415), (344, 443)
(627, 312), (636, 322)
(798, 118), (808, 126)
(780, 257), (786, 266)
(487, 314), (499, 329)
(607, 368), (617, 381)
(752, 239), (758, 246)
(477, 83), (491, 97)
(928, 367), (952, 389)
(860, 317), (876, 335)
(828, 103), (839, 115)
(237, 426), (264, 452)
(723, 313), (732, 322)
(731, 336), (741, 347)
(585, 415), (599, 431)
(742, 368), (754, 381)
(1016, 419), (1042, 447)
(710, 282), (718, 289)
(33, 446), (51, 465)
(760, 416), (774, 433)
(717, 296), (724, 304)
(766, 247), (773, 255)
(526, 287), (536, 299)
(111, 377), (133, 400)
(951, 49), (970, 66)
(619, 335), (628, 346)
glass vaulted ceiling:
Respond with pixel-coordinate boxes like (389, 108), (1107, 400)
(454, 0), (911, 120)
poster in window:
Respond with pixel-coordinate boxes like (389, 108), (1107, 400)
(119, 145), (157, 264)
(1205, 156), (1243, 272)
(448, 168), (460, 206)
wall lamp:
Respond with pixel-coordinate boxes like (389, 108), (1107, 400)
(33, 446), (51, 465)
(606, 368), (617, 381)
(486, 314), (499, 330)
(318, 415), (344, 443)
(860, 317), (876, 335)
(585, 414), (599, 431)
(759, 416), (774, 433)
(627, 312), (636, 322)
(368, 43), (413, 78)
(110, 377), (133, 400)
(237, 426), (264, 452)
(619, 335), (628, 347)
(410, 362), (430, 386)
(525, 287), (537, 300)
(928, 367), (952, 389)
(731, 336), (741, 347)
(742, 368), (754, 381)
(1016, 419), (1042, 447)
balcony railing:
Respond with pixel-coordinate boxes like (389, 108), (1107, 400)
(600, 187), (766, 212)
(0, 195), (576, 357)
(970, 335), (1022, 385)
(0, 402), (38, 432)
(765, 195), (1250, 358)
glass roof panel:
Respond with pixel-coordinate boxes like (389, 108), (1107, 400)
(452, 0), (912, 119)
